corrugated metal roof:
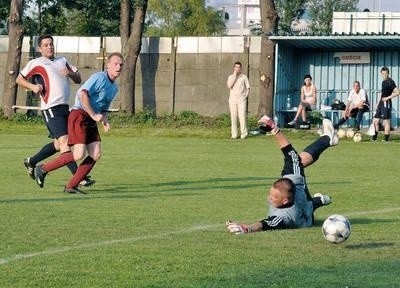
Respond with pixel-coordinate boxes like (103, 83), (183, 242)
(268, 33), (400, 50)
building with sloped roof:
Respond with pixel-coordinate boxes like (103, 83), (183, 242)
(271, 12), (400, 128)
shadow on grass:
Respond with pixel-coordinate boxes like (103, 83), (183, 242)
(345, 242), (395, 249)
(96, 176), (274, 194)
(0, 192), (194, 204)
(1, 176), (273, 204)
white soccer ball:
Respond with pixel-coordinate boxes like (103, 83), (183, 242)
(337, 129), (346, 139)
(353, 133), (362, 142)
(322, 214), (351, 244)
(346, 129), (355, 138)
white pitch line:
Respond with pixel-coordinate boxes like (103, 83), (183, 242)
(0, 224), (222, 266)
(1, 206), (399, 266)
(345, 207), (400, 216)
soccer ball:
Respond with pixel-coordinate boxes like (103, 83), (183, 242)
(353, 133), (362, 142)
(337, 129), (346, 139)
(346, 129), (355, 138)
(322, 214), (351, 244)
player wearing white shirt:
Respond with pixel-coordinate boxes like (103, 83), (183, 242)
(20, 56), (77, 110)
(16, 34), (94, 188)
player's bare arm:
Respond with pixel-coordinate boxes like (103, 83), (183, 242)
(382, 87), (399, 101)
(226, 220), (264, 234)
(63, 69), (81, 84)
(79, 90), (103, 122)
(101, 114), (110, 132)
(15, 75), (43, 94)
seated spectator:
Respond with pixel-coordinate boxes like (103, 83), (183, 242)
(334, 81), (369, 131)
(288, 74), (317, 126)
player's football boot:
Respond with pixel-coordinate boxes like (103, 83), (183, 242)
(64, 186), (87, 194)
(322, 119), (338, 146)
(23, 157), (35, 180)
(313, 193), (332, 205)
(34, 165), (47, 188)
(79, 176), (96, 187)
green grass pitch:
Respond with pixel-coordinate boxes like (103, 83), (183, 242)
(0, 129), (399, 287)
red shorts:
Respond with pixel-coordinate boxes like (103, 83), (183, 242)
(68, 109), (101, 145)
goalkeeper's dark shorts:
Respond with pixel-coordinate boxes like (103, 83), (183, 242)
(280, 144), (305, 177)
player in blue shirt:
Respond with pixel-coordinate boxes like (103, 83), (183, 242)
(33, 52), (124, 194)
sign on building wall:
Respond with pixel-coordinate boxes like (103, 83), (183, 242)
(334, 52), (371, 64)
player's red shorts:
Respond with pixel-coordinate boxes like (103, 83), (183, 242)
(68, 109), (101, 145)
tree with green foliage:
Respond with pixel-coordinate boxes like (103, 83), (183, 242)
(146, 0), (226, 36)
(307, 0), (359, 34)
(275, 0), (307, 33)
(22, 0), (65, 35)
(60, 0), (120, 36)
(0, 0), (9, 34)
(1, 0), (121, 36)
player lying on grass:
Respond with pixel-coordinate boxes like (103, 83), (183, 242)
(227, 117), (338, 234)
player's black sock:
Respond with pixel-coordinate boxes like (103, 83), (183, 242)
(372, 131), (378, 141)
(384, 134), (389, 141)
(67, 161), (78, 174)
(335, 117), (347, 129)
(312, 197), (323, 210)
(303, 136), (330, 162)
(30, 142), (57, 165)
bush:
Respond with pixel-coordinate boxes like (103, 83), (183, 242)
(308, 110), (323, 125)
(0, 107), (261, 131)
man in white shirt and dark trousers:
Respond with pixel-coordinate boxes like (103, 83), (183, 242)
(333, 80), (369, 131)
(227, 61), (250, 139)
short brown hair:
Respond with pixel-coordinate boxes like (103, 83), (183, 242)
(381, 66), (390, 73)
(272, 178), (294, 203)
(38, 34), (53, 46)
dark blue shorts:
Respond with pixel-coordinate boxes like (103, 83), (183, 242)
(41, 104), (70, 139)
(374, 100), (392, 120)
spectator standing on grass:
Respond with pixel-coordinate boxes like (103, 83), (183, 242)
(33, 52), (124, 194)
(370, 66), (400, 142)
(334, 81), (369, 131)
(288, 74), (317, 126)
(227, 116), (337, 234)
(227, 61), (250, 139)
(16, 34), (95, 187)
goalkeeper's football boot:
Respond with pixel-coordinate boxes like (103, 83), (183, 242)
(322, 119), (338, 146)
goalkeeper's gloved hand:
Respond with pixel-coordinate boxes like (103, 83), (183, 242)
(226, 220), (249, 234)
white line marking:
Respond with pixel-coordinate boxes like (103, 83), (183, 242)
(1, 207), (399, 266)
(346, 207), (400, 216)
(0, 224), (222, 265)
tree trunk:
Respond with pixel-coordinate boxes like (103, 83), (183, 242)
(2, 0), (24, 118)
(119, 0), (148, 114)
(258, 0), (278, 117)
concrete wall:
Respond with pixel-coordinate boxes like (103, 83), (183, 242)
(0, 36), (261, 117)
(333, 12), (400, 34)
